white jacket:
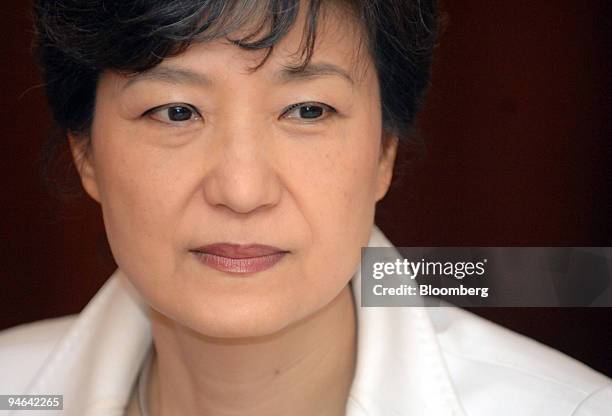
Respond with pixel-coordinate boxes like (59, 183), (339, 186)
(0, 226), (610, 416)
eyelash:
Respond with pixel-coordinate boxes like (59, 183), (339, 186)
(142, 102), (336, 125)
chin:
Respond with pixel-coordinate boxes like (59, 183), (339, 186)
(174, 298), (308, 340)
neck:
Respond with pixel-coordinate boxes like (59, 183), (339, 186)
(146, 283), (357, 416)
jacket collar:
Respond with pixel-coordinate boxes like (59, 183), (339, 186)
(20, 225), (465, 416)
(346, 226), (466, 416)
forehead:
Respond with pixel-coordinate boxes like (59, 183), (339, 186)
(123, 0), (373, 88)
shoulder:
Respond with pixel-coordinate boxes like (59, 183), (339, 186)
(428, 306), (612, 415)
(0, 315), (77, 393)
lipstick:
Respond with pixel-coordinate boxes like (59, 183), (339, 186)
(191, 243), (288, 274)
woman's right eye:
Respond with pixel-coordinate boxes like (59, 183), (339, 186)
(144, 104), (202, 125)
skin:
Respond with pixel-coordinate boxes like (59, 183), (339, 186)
(70, 2), (397, 415)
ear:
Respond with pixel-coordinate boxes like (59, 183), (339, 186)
(375, 133), (399, 202)
(68, 133), (101, 203)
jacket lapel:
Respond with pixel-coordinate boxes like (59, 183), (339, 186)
(18, 273), (152, 416)
(346, 226), (466, 416)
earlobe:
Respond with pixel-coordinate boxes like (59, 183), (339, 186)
(375, 134), (399, 202)
(67, 133), (101, 203)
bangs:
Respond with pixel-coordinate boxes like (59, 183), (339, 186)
(130, 0), (321, 72)
(37, 0), (332, 74)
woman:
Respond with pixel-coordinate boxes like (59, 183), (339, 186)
(0, 0), (610, 415)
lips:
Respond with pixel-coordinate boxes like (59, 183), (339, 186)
(193, 243), (286, 258)
(191, 243), (288, 274)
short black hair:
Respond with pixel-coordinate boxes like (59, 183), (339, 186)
(33, 0), (437, 192)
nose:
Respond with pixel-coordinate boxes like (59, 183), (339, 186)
(202, 122), (282, 215)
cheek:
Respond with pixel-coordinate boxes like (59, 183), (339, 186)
(285, 122), (381, 292)
(315, 121), (381, 221)
(90, 125), (191, 284)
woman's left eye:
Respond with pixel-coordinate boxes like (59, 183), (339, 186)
(282, 102), (336, 121)
(144, 104), (201, 125)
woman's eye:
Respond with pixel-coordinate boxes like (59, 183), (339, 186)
(282, 102), (336, 121)
(144, 104), (201, 125)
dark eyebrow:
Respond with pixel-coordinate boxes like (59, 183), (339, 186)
(123, 67), (213, 90)
(122, 61), (355, 90)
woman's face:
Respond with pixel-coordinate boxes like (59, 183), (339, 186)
(71, 3), (397, 338)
